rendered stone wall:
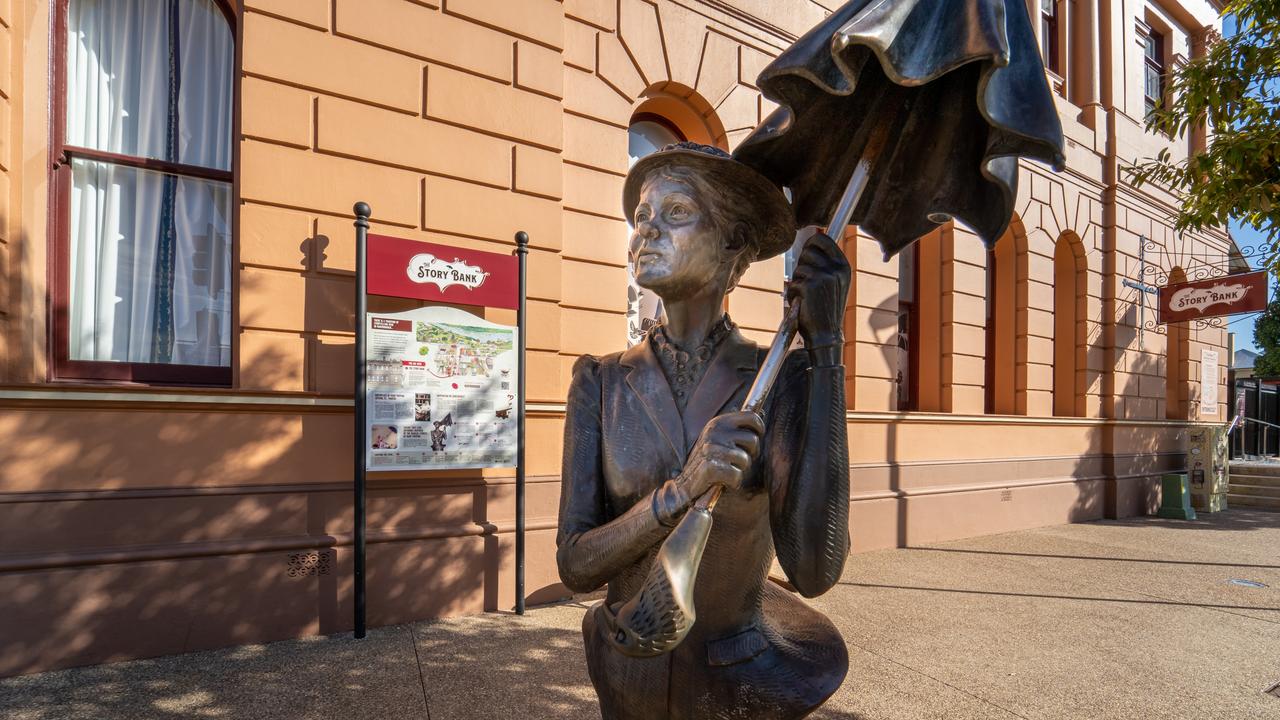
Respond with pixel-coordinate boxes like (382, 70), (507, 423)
(0, 0), (1235, 677)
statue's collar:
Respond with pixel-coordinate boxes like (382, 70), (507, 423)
(620, 319), (759, 461)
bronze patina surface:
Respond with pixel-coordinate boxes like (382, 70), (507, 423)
(556, 143), (852, 719)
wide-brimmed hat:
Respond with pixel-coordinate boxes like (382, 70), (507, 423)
(623, 142), (796, 260)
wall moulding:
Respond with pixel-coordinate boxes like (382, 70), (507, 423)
(851, 474), (1106, 502)
(0, 518), (562, 574)
(0, 474), (564, 505)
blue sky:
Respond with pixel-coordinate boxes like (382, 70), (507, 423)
(1225, 221), (1269, 353)
(1221, 11), (1271, 355)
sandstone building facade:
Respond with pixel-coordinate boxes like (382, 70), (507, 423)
(0, 0), (1233, 675)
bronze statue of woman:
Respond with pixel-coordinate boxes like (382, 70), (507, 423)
(556, 142), (852, 719)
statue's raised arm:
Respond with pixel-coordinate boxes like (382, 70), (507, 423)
(556, 143), (851, 719)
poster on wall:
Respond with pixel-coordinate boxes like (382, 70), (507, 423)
(365, 305), (518, 470)
(1200, 348), (1219, 416)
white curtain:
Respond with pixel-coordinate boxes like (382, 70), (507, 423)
(67, 0), (232, 366)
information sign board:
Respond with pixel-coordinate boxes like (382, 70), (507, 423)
(365, 305), (517, 471)
(1200, 348), (1219, 416)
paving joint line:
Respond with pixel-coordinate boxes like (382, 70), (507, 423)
(407, 627), (432, 720)
(846, 639), (1034, 720)
(1130, 590), (1280, 626)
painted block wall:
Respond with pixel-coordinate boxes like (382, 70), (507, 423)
(0, 0), (1233, 676)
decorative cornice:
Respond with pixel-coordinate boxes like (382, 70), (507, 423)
(0, 387), (351, 411)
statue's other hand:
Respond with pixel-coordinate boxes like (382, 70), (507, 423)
(787, 232), (851, 347)
(678, 411), (765, 498)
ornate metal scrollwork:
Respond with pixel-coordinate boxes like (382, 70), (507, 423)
(1141, 236), (1270, 288)
(1194, 316), (1230, 330)
(1141, 317), (1169, 336)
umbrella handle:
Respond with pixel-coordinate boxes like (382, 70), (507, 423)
(690, 288), (805, 512)
(827, 156), (873, 236)
(703, 122), (878, 510)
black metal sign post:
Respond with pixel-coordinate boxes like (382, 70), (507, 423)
(350, 213), (526, 630)
(514, 231), (529, 615)
(353, 202), (371, 639)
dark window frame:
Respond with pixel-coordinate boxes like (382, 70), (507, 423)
(1040, 0), (1061, 75)
(49, 0), (237, 385)
(1143, 29), (1166, 118)
(896, 244), (920, 412)
(629, 113), (688, 144)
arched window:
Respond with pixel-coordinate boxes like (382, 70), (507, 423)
(54, 0), (234, 383)
(985, 225), (1027, 415)
(1053, 233), (1087, 416)
(893, 228), (945, 412)
(625, 114), (684, 346)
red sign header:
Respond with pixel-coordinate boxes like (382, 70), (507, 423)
(367, 234), (518, 310)
(1159, 270), (1268, 324)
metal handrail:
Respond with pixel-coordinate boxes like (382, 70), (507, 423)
(1240, 416), (1280, 431)
(1234, 415), (1280, 460)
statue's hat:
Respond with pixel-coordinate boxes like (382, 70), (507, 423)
(623, 142), (796, 260)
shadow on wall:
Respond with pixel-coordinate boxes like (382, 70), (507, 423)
(870, 285), (1196, 549)
(0, 276), (529, 677)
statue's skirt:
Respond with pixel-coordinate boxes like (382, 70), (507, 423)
(582, 581), (848, 720)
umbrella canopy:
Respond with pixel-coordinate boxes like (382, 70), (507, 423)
(733, 0), (1066, 258)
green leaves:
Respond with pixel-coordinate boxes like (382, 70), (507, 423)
(1254, 298), (1280, 377)
(1125, 0), (1280, 271)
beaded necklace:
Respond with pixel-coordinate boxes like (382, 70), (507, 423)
(649, 315), (734, 412)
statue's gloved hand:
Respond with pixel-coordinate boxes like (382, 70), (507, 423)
(787, 232), (851, 350)
(677, 411), (765, 500)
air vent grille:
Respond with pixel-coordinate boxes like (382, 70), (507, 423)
(287, 551), (333, 578)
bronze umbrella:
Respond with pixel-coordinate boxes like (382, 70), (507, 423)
(606, 0), (1067, 658)
(736, 0), (1067, 256)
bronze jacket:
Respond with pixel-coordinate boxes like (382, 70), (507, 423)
(556, 327), (850, 720)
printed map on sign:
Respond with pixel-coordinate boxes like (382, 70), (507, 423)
(366, 305), (517, 471)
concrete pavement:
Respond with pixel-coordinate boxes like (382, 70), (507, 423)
(3, 509), (1278, 719)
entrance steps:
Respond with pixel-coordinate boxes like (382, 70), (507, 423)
(1228, 462), (1280, 510)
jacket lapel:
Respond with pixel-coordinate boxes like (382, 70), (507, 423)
(682, 329), (759, 453)
(621, 340), (686, 463)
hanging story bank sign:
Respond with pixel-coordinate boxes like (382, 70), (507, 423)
(1158, 270), (1268, 324)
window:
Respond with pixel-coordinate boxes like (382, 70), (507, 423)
(1143, 30), (1166, 118)
(1053, 234), (1086, 417)
(1040, 0), (1061, 75)
(625, 115), (684, 346)
(896, 245), (918, 411)
(985, 227), (1026, 415)
(54, 0), (234, 383)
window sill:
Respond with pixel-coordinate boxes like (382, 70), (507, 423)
(52, 359), (232, 388)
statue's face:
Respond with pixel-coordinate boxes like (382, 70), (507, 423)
(630, 175), (727, 300)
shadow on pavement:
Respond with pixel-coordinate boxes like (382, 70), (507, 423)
(0, 627), (429, 720)
(907, 546), (1280, 569)
(837, 582), (1280, 612)
(410, 605), (599, 720)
